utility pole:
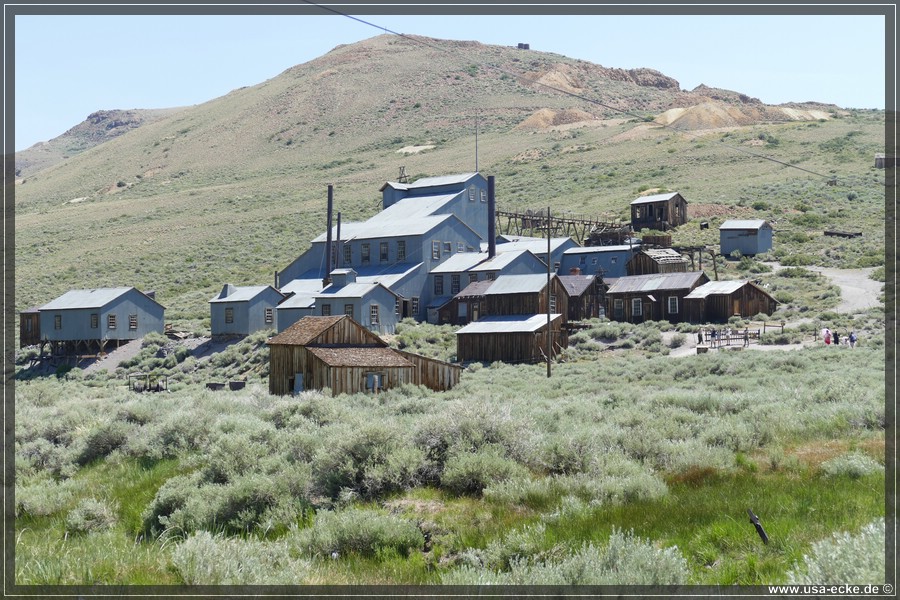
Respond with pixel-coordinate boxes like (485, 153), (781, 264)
(546, 206), (552, 378)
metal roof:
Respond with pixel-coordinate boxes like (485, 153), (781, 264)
(40, 287), (152, 311)
(564, 245), (636, 254)
(484, 273), (549, 295)
(430, 252), (487, 274)
(492, 237), (574, 255)
(277, 293), (317, 310)
(630, 192), (682, 205)
(456, 314), (562, 334)
(381, 173), (479, 192)
(312, 213), (453, 242)
(452, 280), (494, 299)
(319, 282), (394, 300)
(280, 278), (328, 295)
(684, 280), (748, 299)
(606, 271), (706, 294)
(719, 219), (770, 230)
(209, 285), (282, 303)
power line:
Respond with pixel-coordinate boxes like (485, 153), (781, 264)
(301, 1), (844, 184)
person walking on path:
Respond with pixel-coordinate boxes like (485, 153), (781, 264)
(743, 329), (750, 348)
(849, 331), (858, 349)
(833, 330), (840, 346)
(824, 328), (832, 346)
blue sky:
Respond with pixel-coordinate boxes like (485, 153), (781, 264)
(13, 11), (887, 151)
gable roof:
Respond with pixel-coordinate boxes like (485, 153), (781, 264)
(492, 236), (574, 256)
(306, 346), (413, 368)
(40, 287), (164, 311)
(318, 281), (397, 300)
(636, 248), (688, 265)
(266, 315), (347, 345)
(630, 192), (683, 205)
(606, 271), (707, 294)
(456, 314), (563, 335)
(380, 172), (479, 192)
(452, 279), (494, 299)
(564, 245), (636, 255)
(558, 275), (596, 296)
(684, 279), (775, 300)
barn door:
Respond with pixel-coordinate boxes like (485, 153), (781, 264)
(293, 374), (304, 394)
(732, 299), (741, 317)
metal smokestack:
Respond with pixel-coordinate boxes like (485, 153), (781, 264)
(336, 211), (342, 268)
(323, 185), (334, 287)
(487, 176), (496, 258)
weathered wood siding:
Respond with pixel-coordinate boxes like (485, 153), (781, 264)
(19, 311), (41, 347)
(626, 252), (687, 275)
(324, 364), (413, 396)
(485, 280), (569, 323)
(395, 350), (461, 391)
(457, 325), (567, 364)
(685, 286), (778, 323)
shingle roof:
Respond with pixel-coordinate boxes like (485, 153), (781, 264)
(40, 287), (158, 310)
(630, 192), (682, 205)
(267, 315), (347, 345)
(456, 314), (562, 334)
(306, 346), (413, 368)
(558, 275), (595, 296)
(606, 271), (706, 294)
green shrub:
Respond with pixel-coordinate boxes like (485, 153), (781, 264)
(441, 445), (529, 496)
(786, 518), (885, 584)
(291, 507), (424, 558)
(820, 451), (882, 479)
(65, 497), (118, 534)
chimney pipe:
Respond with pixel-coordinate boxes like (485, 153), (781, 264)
(487, 175), (496, 258)
(324, 185), (334, 287)
(336, 212), (342, 268)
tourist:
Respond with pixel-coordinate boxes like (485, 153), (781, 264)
(824, 328), (832, 346)
(849, 331), (858, 349)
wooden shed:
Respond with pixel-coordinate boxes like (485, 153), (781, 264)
(456, 314), (567, 364)
(19, 308), (41, 348)
(483, 273), (569, 323)
(267, 315), (459, 396)
(626, 249), (688, 276)
(683, 280), (778, 323)
(558, 274), (605, 321)
(605, 271), (709, 324)
(437, 280), (493, 325)
(630, 192), (688, 232)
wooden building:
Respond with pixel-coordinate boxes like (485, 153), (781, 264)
(437, 280), (493, 325)
(483, 273), (569, 322)
(719, 220), (773, 256)
(630, 192), (688, 232)
(683, 280), (778, 323)
(626, 248), (688, 276)
(267, 315), (459, 396)
(605, 271), (709, 324)
(19, 308), (41, 347)
(558, 274), (605, 321)
(456, 314), (567, 364)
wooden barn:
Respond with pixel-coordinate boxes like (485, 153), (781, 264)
(605, 271), (709, 324)
(267, 315), (459, 396)
(558, 274), (605, 321)
(456, 314), (567, 364)
(630, 192), (688, 232)
(437, 280), (493, 325)
(683, 280), (778, 323)
(626, 248), (688, 276)
(483, 273), (569, 322)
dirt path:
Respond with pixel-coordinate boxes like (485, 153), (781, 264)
(804, 266), (882, 313)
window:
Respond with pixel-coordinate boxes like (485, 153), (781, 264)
(469, 273), (478, 284)
(54, 314), (62, 330)
(397, 240), (406, 261)
(432, 241), (441, 260)
(265, 307), (274, 323)
(380, 241), (389, 262)
(370, 304), (379, 326)
(361, 243), (370, 264)
(451, 274), (460, 295)
(366, 372), (384, 391)
(457, 242), (465, 253)
(434, 275), (444, 295)
(443, 242), (452, 254)
(225, 308), (234, 324)
(394, 298), (400, 315)
(486, 272), (496, 281)
(321, 304), (332, 316)
(411, 297), (420, 315)
(344, 304), (354, 317)
(108, 314), (117, 329)
(611, 257), (618, 264)
(480, 189), (487, 203)
(554, 262), (560, 271)
(667, 296), (678, 314)
(550, 294), (557, 313)
(592, 258), (598, 265)
(129, 314), (138, 330)
(343, 244), (352, 266)
(632, 298), (642, 317)
(90, 313), (99, 329)
(613, 299), (624, 319)
(579, 256), (586, 265)
(468, 185), (476, 201)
